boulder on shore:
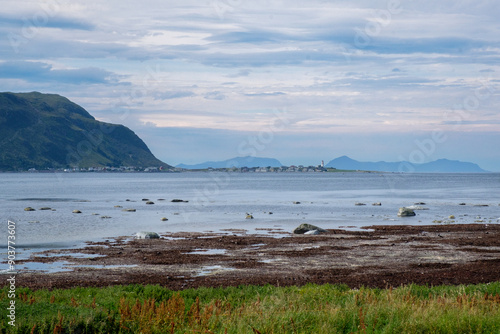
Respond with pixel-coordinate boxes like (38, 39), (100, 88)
(293, 223), (327, 234)
(397, 207), (416, 217)
(135, 231), (160, 239)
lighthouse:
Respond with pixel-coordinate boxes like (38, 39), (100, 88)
(321, 160), (324, 168)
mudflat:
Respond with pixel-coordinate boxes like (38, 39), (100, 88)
(9, 224), (500, 290)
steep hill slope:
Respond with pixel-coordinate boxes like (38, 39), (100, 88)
(0, 92), (167, 171)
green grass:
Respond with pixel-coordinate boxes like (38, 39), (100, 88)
(1, 283), (500, 333)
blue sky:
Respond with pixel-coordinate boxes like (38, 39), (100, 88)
(1, 0), (499, 170)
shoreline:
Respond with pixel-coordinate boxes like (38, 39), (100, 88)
(5, 223), (500, 291)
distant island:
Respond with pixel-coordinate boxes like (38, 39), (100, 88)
(326, 156), (488, 173)
(0, 92), (168, 171)
(177, 156), (283, 169)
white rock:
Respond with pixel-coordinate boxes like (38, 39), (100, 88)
(135, 231), (160, 239)
(304, 229), (321, 235)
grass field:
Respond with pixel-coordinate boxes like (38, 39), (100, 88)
(1, 282), (500, 333)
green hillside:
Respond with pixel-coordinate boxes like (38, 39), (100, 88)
(0, 92), (168, 171)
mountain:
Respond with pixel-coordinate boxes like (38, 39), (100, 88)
(326, 156), (488, 173)
(0, 92), (168, 171)
(177, 156), (283, 169)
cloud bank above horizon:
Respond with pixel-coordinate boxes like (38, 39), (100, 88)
(1, 0), (499, 170)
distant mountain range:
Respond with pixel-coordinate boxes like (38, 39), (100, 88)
(178, 155), (488, 173)
(0, 92), (167, 171)
(326, 156), (488, 173)
(177, 156), (283, 169)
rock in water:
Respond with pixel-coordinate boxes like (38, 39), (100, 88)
(397, 207), (416, 217)
(293, 223), (326, 234)
(135, 231), (160, 239)
(72, 210), (82, 214)
(24, 207), (36, 211)
(171, 199), (188, 203)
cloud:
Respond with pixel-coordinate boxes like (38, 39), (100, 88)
(0, 61), (119, 84)
(225, 69), (251, 78)
(0, 13), (95, 31)
(154, 91), (195, 100)
(244, 92), (286, 97)
(442, 120), (500, 126)
(204, 91), (225, 100)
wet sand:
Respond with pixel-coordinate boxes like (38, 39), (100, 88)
(6, 224), (500, 290)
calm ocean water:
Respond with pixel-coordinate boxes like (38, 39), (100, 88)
(1, 172), (499, 258)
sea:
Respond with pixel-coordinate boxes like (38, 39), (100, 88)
(1, 172), (499, 269)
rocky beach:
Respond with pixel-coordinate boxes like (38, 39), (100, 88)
(8, 223), (500, 291)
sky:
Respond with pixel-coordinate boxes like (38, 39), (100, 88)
(1, 0), (499, 171)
